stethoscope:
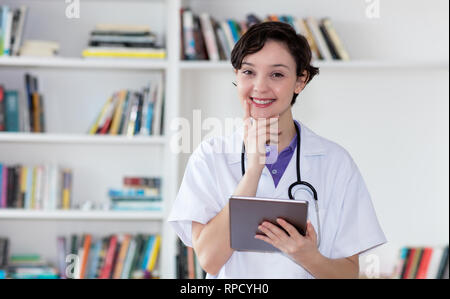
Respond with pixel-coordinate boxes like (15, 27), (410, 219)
(241, 121), (321, 247)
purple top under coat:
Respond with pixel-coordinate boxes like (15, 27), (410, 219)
(265, 121), (299, 188)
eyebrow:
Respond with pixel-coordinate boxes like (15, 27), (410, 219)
(242, 62), (290, 70)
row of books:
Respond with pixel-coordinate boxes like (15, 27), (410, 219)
(0, 163), (73, 210)
(58, 233), (161, 279)
(181, 10), (350, 62)
(391, 245), (449, 279)
(108, 176), (162, 211)
(176, 239), (206, 279)
(0, 74), (45, 132)
(0, 5), (27, 56)
(82, 24), (166, 59)
(88, 78), (165, 136)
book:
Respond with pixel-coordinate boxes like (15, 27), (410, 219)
(437, 245), (449, 279)
(82, 47), (166, 59)
(4, 90), (19, 132)
(112, 234), (131, 279)
(93, 24), (152, 34)
(121, 237), (137, 279)
(79, 234), (92, 279)
(220, 20), (235, 55)
(214, 20), (231, 60)
(2, 7), (12, 56)
(88, 95), (114, 135)
(11, 6), (27, 56)
(415, 247), (433, 279)
(109, 90), (128, 135)
(319, 21), (340, 60)
(0, 85), (5, 130)
(151, 76), (164, 136)
(321, 18), (350, 61)
(192, 14), (208, 60)
(182, 9), (197, 60)
(20, 40), (60, 57)
(146, 235), (161, 273)
(199, 13), (219, 61)
(306, 17), (332, 60)
(0, 165), (5, 208)
(100, 235), (118, 279)
(187, 246), (195, 279)
(296, 18), (321, 60)
(408, 247), (423, 279)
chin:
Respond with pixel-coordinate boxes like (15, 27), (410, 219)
(250, 109), (276, 119)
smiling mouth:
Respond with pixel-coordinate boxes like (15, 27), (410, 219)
(250, 97), (276, 105)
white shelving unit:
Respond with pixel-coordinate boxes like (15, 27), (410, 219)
(0, 0), (448, 279)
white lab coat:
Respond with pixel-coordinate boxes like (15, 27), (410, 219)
(168, 121), (386, 278)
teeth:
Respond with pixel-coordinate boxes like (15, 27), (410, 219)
(252, 98), (275, 105)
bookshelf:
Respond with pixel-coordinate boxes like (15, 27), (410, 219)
(1, 0), (448, 279)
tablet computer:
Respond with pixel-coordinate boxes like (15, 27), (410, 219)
(229, 196), (308, 252)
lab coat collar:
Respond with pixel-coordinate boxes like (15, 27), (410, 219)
(225, 120), (327, 165)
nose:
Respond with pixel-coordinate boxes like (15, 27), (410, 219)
(253, 75), (270, 94)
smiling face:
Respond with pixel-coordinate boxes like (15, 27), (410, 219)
(235, 39), (306, 119)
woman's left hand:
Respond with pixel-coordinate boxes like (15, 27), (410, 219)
(255, 218), (319, 264)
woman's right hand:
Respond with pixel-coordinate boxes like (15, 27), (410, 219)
(243, 99), (279, 174)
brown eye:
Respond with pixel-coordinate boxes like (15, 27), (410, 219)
(272, 73), (284, 78)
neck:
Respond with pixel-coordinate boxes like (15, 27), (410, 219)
(277, 109), (296, 153)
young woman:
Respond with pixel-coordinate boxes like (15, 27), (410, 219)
(169, 22), (386, 279)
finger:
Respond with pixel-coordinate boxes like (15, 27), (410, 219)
(243, 117), (252, 141)
(261, 222), (288, 239)
(254, 234), (276, 247)
(244, 99), (251, 121)
(306, 220), (318, 243)
(276, 218), (302, 240)
(258, 224), (281, 241)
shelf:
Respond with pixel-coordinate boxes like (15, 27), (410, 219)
(179, 60), (450, 70)
(0, 56), (168, 70)
(0, 209), (164, 220)
(0, 132), (166, 145)
(2, 57), (446, 71)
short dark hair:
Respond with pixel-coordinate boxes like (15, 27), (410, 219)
(231, 21), (319, 105)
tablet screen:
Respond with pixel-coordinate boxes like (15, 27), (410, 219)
(229, 196), (308, 252)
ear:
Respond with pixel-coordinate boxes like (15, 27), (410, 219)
(294, 70), (308, 94)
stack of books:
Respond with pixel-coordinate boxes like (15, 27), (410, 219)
(180, 10), (350, 62)
(88, 78), (164, 136)
(57, 233), (161, 279)
(82, 24), (166, 59)
(108, 176), (162, 211)
(0, 73), (45, 133)
(0, 163), (73, 211)
(0, 5), (27, 56)
(6, 254), (59, 279)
